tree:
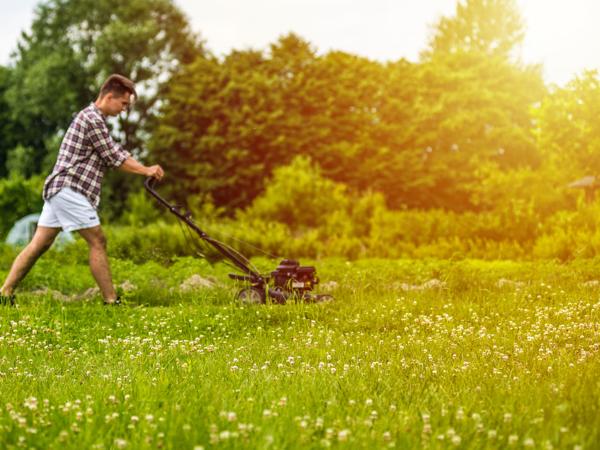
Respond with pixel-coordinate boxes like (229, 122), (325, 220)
(151, 33), (392, 210)
(404, 51), (546, 210)
(422, 0), (525, 60)
(534, 71), (600, 185)
(0, 66), (27, 178)
(4, 0), (201, 215)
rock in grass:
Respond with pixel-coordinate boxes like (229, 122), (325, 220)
(497, 278), (525, 288)
(179, 274), (216, 292)
(398, 279), (446, 291)
(321, 281), (339, 292)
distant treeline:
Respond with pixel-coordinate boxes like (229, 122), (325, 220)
(2, 0), (600, 258)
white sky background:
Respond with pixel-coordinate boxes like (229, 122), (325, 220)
(2, 0), (600, 86)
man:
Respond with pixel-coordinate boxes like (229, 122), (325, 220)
(0, 74), (163, 306)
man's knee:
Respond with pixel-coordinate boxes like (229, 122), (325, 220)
(86, 230), (107, 250)
(95, 234), (108, 249)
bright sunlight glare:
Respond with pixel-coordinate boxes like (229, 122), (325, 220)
(520, 0), (600, 84)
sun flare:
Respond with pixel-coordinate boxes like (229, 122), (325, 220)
(520, 0), (600, 84)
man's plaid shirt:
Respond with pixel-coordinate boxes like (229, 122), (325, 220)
(43, 103), (130, 209)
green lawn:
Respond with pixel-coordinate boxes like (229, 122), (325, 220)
(1, 256), (599, 449)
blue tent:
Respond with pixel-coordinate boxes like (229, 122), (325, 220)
(5, 213), (74, 247)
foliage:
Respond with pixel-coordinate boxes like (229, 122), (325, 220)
(0, 175), (44, 239)
(2, 0), (600, 260)
(6, 0), (200, 155)
(0, 66), (26, 178)
(5, 145), (37, 178)
(1, 0), (200, 217)
(150, 27), (545, 211)
(422, 0), (525, 59)
(150, 34), (387, 210)
(242, 156), (349, 229)
(534, 70), (600, 182)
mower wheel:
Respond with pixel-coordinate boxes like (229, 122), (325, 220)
(237, 287), (265, 304)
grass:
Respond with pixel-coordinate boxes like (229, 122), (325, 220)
(1, 254), (599, 449)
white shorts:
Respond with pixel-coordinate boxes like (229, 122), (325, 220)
(38, 187), (100, 232)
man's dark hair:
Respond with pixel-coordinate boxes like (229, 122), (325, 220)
(99, 74), (137, 100)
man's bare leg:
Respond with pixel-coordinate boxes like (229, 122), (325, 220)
(1, 226), (61, 296)
(77, 226), (118, 303)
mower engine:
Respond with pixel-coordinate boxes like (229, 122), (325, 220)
(271, 259), (318, 295)
(234, 259), (331, 304)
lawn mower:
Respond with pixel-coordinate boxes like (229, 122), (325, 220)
(144, 177), (333, 304)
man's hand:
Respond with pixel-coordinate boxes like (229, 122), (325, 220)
(145, 165), (164, 181)
(119, 157), (165, 180)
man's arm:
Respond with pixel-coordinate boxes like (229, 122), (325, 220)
(119, 156), (164, 180)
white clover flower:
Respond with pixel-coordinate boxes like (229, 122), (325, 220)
(114, 438), (127, 449)
(227, 411), (237, 422)
(508, 434), (519, 445)
(455, 408), (464, 421)
(219, 430), (231, 440)
(23, 397), (38, 411)
(524, 437), (535, 448)
(338, 429), (350, 442)
(451, 435), (461, 446)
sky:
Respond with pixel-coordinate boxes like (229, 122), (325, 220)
(2, 0), (600, 86)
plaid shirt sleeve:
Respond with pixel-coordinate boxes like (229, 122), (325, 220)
(88, 117), (130, 167)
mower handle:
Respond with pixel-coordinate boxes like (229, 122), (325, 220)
(144, 176), (179, 215)
(143, 177), (263, 280)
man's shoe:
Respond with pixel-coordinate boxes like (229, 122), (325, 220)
(103, 296), (121, 306)
(1, 294), (16, 307)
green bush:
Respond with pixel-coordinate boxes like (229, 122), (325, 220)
(242, 156), (349, 229)
(0, 175), (44, 238)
